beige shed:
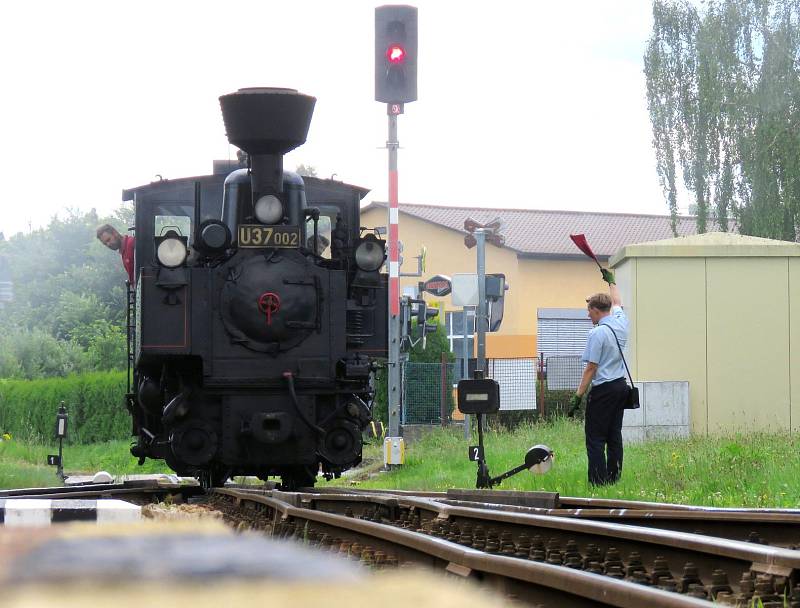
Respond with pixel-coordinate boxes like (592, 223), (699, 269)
(610, 232), (800, 434)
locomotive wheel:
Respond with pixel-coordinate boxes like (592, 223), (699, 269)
(319, 422), (361, 467)
(279, 465), (317, 490)
(170, 420), (218, 467)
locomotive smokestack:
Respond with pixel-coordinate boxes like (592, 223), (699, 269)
(219, 88), (316, 214)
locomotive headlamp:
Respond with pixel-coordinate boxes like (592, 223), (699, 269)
(254, 194), (283, 224)
(197, 220), (231, 253)
(355, 235), (385, 272)
(156, 231), (188, 268)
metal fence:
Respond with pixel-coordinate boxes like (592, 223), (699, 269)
(401, 355), (585, 425)
(545, 355), (584, 391)
(401, 362), (459, 425)
(484, 358), (537, 411)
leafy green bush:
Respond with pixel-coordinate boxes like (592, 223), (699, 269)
(0, 371), (129, 444)
(0, 328), (90, 379)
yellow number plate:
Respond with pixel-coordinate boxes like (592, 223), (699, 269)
(238, 225), (301, 248)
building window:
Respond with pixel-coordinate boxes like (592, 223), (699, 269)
(446, 308), (475, 357)
(536, 308), (593, 358)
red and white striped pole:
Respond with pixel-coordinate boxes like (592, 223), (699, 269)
(388, 107), (400, 317)
(387, 103), (402, 438)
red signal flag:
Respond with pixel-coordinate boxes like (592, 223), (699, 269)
(569, 234), (599, 263)
(387, 44), (406, 64)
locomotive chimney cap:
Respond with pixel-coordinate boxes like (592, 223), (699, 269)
(219, 87), (316, 156)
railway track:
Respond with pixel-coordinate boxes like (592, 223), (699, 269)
(210, 487), (800, 607)
(6, 481), (800, 606)
(314, 487), (800, 548)
(0, 478), (202, 504)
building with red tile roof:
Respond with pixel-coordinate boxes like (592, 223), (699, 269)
(361, 202), (725, 360)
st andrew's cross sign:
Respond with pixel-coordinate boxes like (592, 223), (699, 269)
(421, 275), (452, 297)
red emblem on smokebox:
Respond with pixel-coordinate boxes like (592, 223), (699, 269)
(257, 292), (281, 326)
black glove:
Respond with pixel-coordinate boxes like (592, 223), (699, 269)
(567, 393), (582, 418)
(601, 268), (616, 285)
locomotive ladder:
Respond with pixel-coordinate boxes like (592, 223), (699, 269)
(125, 280), (136, 395)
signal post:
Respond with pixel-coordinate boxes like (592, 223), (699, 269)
(375, 5), (418, 463)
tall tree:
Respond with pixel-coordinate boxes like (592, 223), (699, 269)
(0, 208), (129, 378)
(644, 0), (800, 239)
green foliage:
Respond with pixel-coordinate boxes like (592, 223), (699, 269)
(645, 0), (800, 239)
(408, 321), (455, 364)
(0, 328), (89, 379)
(0, 371), (129, 444)
(54, 292), (111, 345)
(0, 438), (170, 489)
(0, 451), (60, 489)
(85, 322), (128, 371)
(373, 366), (389, 425)
(0, 208), (130, 379)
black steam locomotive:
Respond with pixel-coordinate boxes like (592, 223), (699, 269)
(122, 88), (388, 488)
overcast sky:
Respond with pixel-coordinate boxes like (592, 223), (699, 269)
(0, 0), (673, 238)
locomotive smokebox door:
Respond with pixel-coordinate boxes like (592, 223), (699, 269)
(457, 378), (500, 415)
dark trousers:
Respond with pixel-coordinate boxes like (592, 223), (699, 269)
(585, 377), (627, 486)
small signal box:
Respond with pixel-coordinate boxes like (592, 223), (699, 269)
(457, 377), (501, 415)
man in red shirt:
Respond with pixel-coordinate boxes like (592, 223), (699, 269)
(96, 224), (135, 283)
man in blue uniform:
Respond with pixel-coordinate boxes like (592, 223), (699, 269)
(569, 269), (628, 486)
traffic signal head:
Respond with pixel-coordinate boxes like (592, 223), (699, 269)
(400, 296), (412, 342)
(423, 306), (439, 335)
(375, 5), (418, 104)
(412, 300), (439, 349)
(411, 300), (426, 339)
(486, 273), (508, 332)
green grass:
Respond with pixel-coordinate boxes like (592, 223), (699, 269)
(4, 419), (800, 508)
(0, 438), (171, 489)
(349, 418), (800, 508)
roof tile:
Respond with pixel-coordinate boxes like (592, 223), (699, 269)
(363, 202), (733, 257)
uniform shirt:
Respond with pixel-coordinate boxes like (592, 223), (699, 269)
(120, 235), (135, 283)
(581, 306), (629, 386)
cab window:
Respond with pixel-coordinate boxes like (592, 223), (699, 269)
(155, 215), (192, 244)
(305, 214), (332, 259)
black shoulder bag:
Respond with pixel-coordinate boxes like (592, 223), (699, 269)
(604, 325), (640, 410)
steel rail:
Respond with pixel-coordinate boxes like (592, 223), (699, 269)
(438, 500), (800, 548)
(307, 487), (800, 546)
(272, 491), (800, 588)
(0, 480), (201, 502)
(559, 496), (800, 514)
(212, 488), (714, 608)
(310, 487), (800, 515)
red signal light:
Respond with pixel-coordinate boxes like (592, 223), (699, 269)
(386, 44), (406, 64)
